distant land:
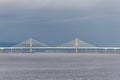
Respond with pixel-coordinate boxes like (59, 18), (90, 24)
(0, 42), (17, 47)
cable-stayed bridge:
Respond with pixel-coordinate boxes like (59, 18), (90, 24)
(0, 38), (119, 53)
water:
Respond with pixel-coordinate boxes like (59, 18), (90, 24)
(0, 53), (120, 80)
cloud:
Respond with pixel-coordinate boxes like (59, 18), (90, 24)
(0, 0), (120, 12)
(48, 13), (120, 24)
(0, 0), (102, 10)
(0, 0), (120, 25)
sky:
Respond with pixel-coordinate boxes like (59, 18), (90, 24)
(0, 0), (120, 46)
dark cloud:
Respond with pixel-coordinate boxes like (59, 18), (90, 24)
(0, 0), (120, 46)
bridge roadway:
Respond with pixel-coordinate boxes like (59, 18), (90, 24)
(0, 47), (119, 53)
(0, 47), (119, 49)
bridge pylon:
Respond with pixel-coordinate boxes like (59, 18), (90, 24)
(75, 37), (79, 54)
(30, 38), (32, 53)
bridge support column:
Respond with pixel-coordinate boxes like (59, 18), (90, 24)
(0, 48), (3, 53)
(11, 48), (13, 53)
(20, 48), (22, 53)
(0, 48), (1, 53)
(114, 48), (116, 53)
(75, 38), (79, 54)
(105, 48), (107, 53)
(30, 38), (32, 53)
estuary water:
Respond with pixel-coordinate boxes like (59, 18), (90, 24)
(0, 53), (120, 80)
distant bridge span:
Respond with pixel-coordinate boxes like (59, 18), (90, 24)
(0, 38), (119, 53)
(0, 47), (119, 53)
(0, 47), (120, 49)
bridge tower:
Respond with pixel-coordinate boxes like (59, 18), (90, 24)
(75, 37), (79, 54)
(30, 38), (32, 53)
